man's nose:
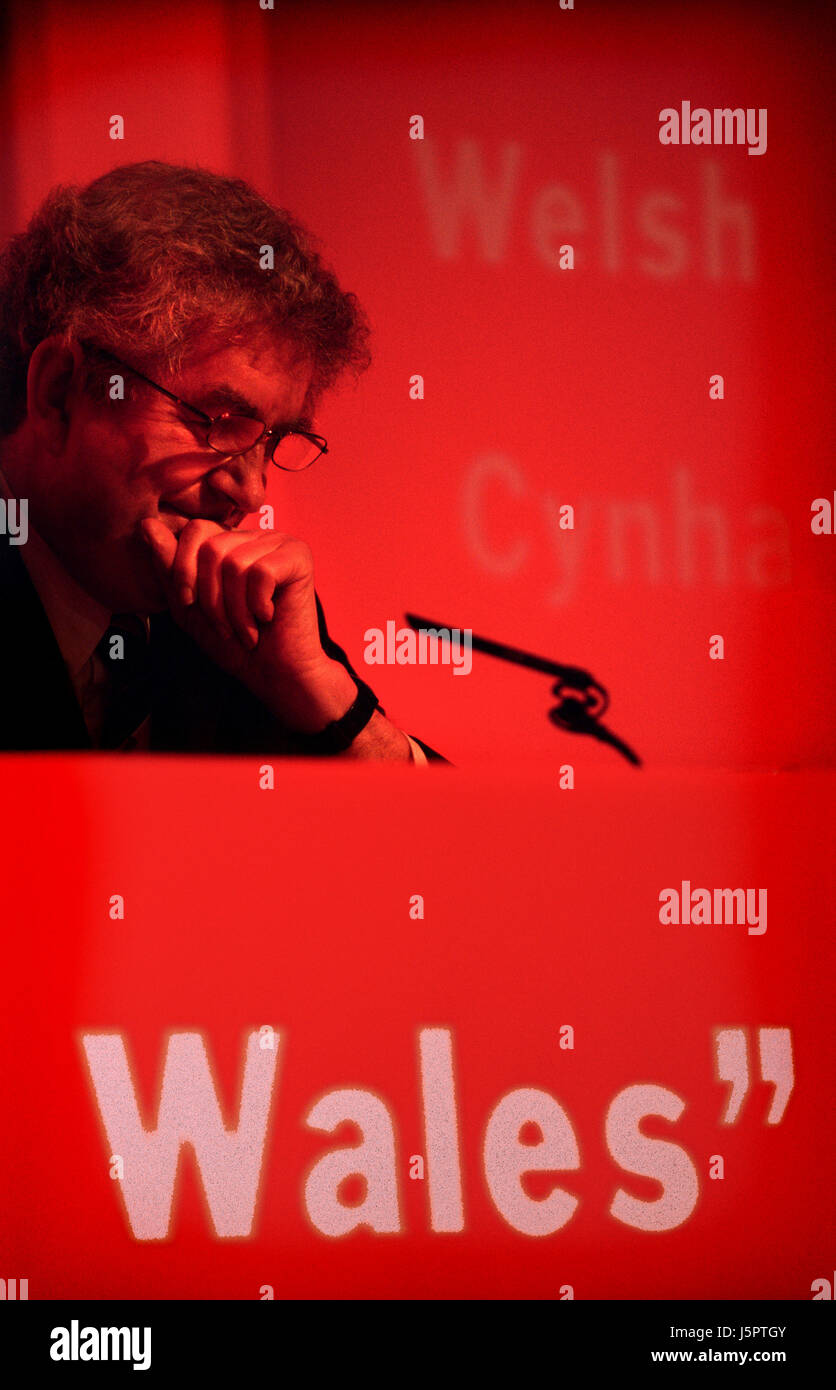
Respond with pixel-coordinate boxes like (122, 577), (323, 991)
(209, 451), (269, 516)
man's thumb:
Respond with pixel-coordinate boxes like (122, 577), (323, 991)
(139, 517), (177, 572)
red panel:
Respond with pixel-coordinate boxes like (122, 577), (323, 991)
(0, 757), (832, 1298)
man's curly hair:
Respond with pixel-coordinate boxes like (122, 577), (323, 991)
(0, 160), (372, 436)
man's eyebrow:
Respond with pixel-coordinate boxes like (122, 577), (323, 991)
(193, 384), (263, 416)
(191, 383), (311, 432)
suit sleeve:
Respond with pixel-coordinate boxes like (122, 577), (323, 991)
(314, 594), (384, 713)
(315, 596), (451, 764)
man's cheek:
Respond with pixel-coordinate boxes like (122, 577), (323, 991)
(63, 485), (113, 544)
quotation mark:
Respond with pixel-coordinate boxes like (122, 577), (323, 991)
(713, 1027), (794, 1125)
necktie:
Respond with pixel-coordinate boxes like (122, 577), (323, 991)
(95, 614), (151, 749)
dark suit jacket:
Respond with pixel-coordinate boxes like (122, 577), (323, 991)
(0, 538), (446, 760)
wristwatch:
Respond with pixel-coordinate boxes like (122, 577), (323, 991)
(292, 679), (380, 755)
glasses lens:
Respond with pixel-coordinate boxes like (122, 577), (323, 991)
(271, 433), (326, 471)
(207, 415), (265, 455)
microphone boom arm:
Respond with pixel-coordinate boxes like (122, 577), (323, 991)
(404, 613), (641, 767)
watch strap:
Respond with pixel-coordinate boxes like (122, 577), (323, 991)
(293, 679), (379, 755)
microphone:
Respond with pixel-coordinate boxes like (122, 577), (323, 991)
(404, 613), (642, 767)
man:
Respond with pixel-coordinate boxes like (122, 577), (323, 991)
(0, 161), (444, 761)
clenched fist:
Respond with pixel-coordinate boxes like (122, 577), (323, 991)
(139, 517), (359, 734)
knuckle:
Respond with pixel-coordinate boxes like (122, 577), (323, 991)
(184, 518), (216, 542)
(290, 538), (313, 569)
(221, 549), (248, 580)
(249, 564), (272, 591)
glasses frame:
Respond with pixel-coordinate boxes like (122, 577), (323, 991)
(81, 344), (328, 471)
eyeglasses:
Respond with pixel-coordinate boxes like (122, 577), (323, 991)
(82, 345), (328, 471)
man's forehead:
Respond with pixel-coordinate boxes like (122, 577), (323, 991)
(174, 342), (313, 419)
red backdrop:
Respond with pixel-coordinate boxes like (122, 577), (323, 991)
(1, 0), (833, 769)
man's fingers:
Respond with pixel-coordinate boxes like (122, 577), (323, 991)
(222, 536), (305, 646)
(244, 538), (311, 625)
(163, 526), (315, 650)
(221, 545), (266, 647)
(247, 564), (276, 626)
(196, 531), (241, 637)
(169, 519), (224, 605)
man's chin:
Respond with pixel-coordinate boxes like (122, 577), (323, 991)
(144, 593), (171, 615)
(46, 530), (171, 616)
(136, 569), (171, 615)
(96, 560), (169, 616)
(116, 531), (172, 614)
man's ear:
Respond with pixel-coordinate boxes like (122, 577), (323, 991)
(26, 336), (85, 455)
